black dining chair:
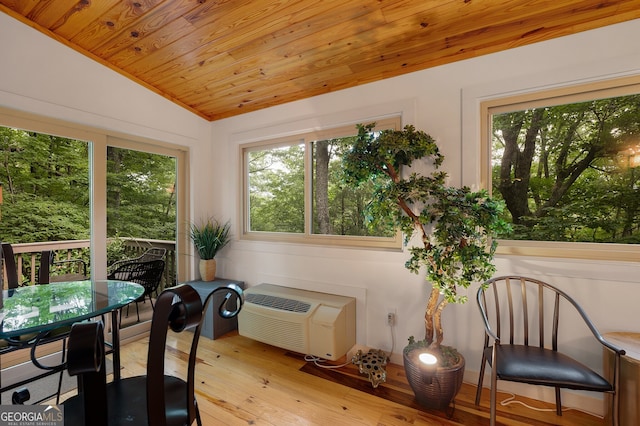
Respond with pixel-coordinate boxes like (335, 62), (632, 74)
(39, 250), (88, 284)
(2, 243), (53, 288)
(2, 243), (21, 289)
(0, 243), (72, 404)
(475, 275), (625, 426)
(64, 282), (244, 426)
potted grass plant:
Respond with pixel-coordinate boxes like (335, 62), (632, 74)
(189, 218), (231, 281)
(342, 123), (509, 409)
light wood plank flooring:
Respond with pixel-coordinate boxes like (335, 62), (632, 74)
(64, 331), (606, 426)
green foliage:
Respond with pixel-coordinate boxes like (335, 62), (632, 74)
(343, 124), (443, 181)
(312, 136), (396, 237)
(107, 147), (177, 240)
(0, 128), (91, 243)
(492, 93), (640, 243)
(106, 234), (129, 265)
(247, 135), (398, 238)
(404, 187), (509, 304)
(343, 123), (510, 348)
(189, 218), (231, 260)
(1, 198), (89, 243)
(0, 127), (177, 249)
(248, 145), (305, 233)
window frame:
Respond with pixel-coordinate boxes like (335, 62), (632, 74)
(0, 106), (190, 281)
(240, 116), (403, 249)
(480, 74), (640, 262)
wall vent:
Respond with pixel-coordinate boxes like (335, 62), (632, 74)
(245, 293), (311, 313)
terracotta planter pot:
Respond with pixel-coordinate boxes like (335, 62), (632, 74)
(199, 258), (216, 281)
(403, 347), (465, 411)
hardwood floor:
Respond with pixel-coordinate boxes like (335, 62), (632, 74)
(80, 331), (606, 426)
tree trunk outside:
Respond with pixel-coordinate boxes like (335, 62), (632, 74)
(314, 140), (332, 234)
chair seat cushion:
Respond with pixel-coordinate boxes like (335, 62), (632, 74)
(486, 345), (613, 392)
(64, 375), (192, 426)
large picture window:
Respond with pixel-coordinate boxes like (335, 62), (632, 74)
(482, 76), (640, 260)
(242, 117), (402, 248)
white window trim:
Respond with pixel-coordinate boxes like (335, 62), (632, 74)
(240, 116), (404, 250)
(476, 74), (640, 262)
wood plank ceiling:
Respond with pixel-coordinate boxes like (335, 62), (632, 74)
(1, 0), (639, 121)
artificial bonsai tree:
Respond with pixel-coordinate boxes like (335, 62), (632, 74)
(342, 123), (509, 361)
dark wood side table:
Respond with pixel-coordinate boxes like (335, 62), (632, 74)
(183, 279), (245, 339)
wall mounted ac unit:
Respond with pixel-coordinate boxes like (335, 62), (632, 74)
(238, 283), (356, 361)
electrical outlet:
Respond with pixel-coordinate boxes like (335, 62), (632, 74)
(387, 312), (395, 326)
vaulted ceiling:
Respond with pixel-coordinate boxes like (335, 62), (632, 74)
(1, 1), (639, 121)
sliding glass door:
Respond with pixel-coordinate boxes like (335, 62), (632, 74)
(0, 111), (189, 336)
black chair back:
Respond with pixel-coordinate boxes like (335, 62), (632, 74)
(65, 283), (244, 426)
(48, 254), (88, 283)
(148, 285), (203, 425)
(2, 243), (20, 288)
(2, 243), (54, 287)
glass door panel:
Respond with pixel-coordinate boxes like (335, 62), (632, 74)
(106, 146), (177, 329)
(0, 125), (90, 287)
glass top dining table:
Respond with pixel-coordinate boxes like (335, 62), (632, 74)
(0, 280), (144, 382)
(0, 280), (143, 338)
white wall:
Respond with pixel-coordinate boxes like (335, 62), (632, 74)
(1, 8), (639, 415)
(212, 19), (640, 414)
(0, 14), (210, 146)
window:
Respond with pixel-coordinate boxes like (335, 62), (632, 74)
(242, 117), (402, 248)
(482, 75), (640, 260)
(0, 108), (189, 295)
(0, 127), (90, 245)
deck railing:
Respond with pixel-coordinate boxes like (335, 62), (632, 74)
(1, 239), (177, 290)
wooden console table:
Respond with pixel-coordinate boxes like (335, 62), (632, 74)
(183, 279), (245, 340)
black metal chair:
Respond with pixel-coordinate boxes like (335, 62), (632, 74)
(2, 243), (53, 288)
(107, 259), (165, 322)
(39, 250), (88, 284)
(0, 244), (72, 404)
(63, 283), (244, 426)
(2, 243), (21, 289)
(475, 275), (625, 426)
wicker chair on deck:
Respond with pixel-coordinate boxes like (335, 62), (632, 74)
(107, 259), (165, 322)
(107, 247), (167, 275)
